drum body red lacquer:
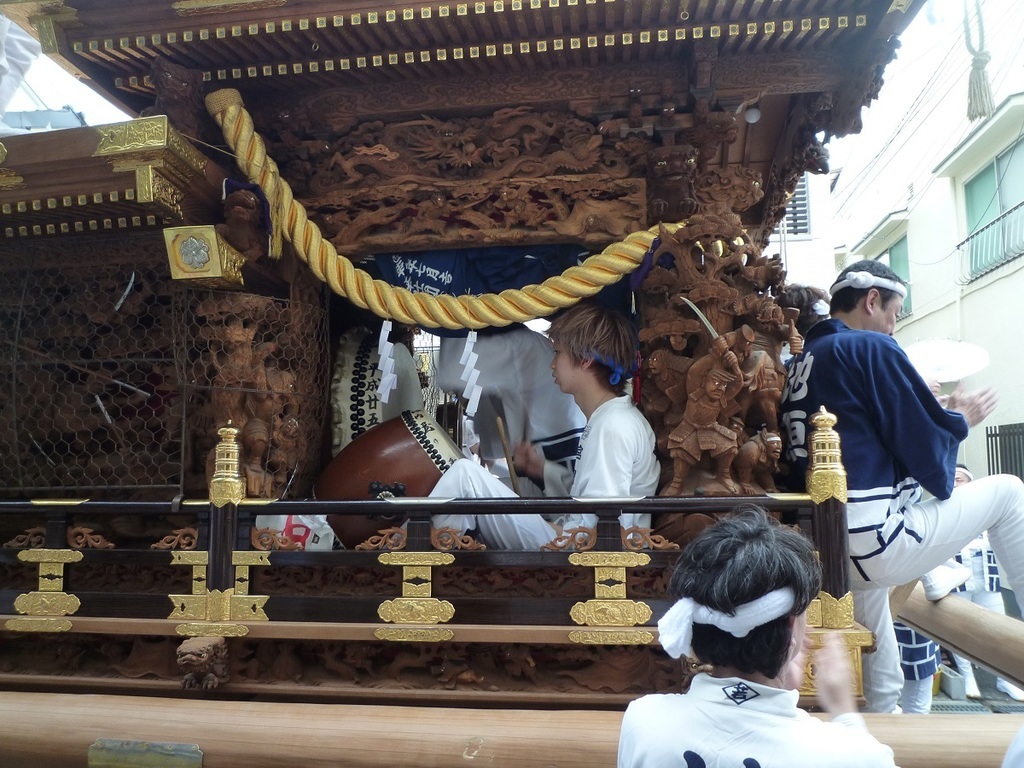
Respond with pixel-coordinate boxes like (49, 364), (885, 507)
(315, 410), (462, 500)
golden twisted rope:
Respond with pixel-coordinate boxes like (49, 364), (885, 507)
(205, 88), (667, 330)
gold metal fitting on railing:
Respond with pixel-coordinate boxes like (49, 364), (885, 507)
(806, 407), (848, 504)
(567, 552), (655, 645)
(209, 422), (246, 507)
(375, 552), (456, 642)
(168, 550), (268, 637)
(6, 549), (84, 633)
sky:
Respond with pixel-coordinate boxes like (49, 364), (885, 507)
(7, 52), (130, 125)
(828, 0), (1024, 222)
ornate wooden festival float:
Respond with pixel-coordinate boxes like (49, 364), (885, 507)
(0, 0), (1021, 765)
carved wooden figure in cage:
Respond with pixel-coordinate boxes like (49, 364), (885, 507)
(636, 210), (791, 501)
(189, 291), (325, 499)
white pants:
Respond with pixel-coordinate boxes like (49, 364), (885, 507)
(429, 459), (562, 549)
(854, 475), (1024, 712)
(899, 677), (933, 714)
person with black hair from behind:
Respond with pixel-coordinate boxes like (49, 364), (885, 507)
(618, 506), (896, 768)
(776, 283), (831, 337)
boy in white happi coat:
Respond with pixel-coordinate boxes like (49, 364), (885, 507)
(618, 507), (896, 768)
(431, 301), (659, 548)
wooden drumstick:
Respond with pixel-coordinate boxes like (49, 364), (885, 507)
(495, 415), (521, 496)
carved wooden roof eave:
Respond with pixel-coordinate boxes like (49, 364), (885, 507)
(5, 1), (930, 109)
(0, 116), (230, 242)
(746, 33), (905, 247)
(0, 0), (931, 248)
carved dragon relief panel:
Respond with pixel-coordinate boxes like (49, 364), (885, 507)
(265, 107), (651, 253)
(310, 178), (647, 255)
(263, 102), (767, 254)
(270, 108), (636, 191)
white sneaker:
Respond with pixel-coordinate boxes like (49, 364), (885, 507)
(920, 563), (971, 601)
(965, 676), (981, 699)
(997, 679), (1024, 701)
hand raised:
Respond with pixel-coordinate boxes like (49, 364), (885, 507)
(945, 384), (998, 427)
(813, 632), (857, 716)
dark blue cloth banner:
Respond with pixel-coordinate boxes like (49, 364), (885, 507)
(372, 244), (588, 297)
(368, 244), (633, 335)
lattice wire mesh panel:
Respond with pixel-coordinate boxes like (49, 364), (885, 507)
(414, 330), (445, 423)
(0, 240), (183, 498)
(173, 286), (328, 499)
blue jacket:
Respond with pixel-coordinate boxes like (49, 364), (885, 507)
(779, 319), (968, 579)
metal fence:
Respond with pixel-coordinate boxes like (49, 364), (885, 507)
(986, 422), (1024, 480)
(0, 237), (329, 502)
(0, 240), (183, 498)
(173, 286), (329, 500)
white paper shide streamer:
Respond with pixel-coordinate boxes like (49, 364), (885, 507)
(460, 331), (482, 417)
(376, 320), (397, 403)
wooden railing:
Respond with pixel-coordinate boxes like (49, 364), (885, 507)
(0, 493), (861, 706)
(1, 692), (1022, 768)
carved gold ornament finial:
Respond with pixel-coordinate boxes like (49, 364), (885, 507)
(209, 422), (245, 507)
(806, 407), (847, 503)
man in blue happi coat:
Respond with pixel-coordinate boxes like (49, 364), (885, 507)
(780, 259), (1024, 713)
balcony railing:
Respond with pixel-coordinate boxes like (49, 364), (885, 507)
(958, 198), (1024, 283)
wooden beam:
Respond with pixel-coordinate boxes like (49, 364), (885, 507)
(888, 578), (920, 616)
(897, 583), (1024, 688)
(0, 692), (1020, 768)
(4, 615), (651, 644)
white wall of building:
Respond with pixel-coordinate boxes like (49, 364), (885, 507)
(767, 171), (840, 293)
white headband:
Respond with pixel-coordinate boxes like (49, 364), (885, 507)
(956, 466), (974, 482)
(830, 270), (907, 298)
(812, 299), (830, 316)
(657, 587), (796, 659)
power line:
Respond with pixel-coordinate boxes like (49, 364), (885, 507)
(833, 28), (968, 215)
(831, 0), (1009, 216)
(831, 0), (1024, 272)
